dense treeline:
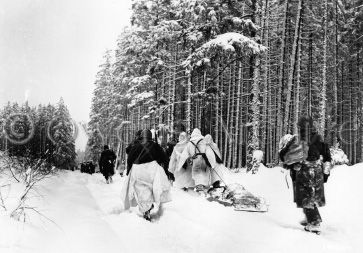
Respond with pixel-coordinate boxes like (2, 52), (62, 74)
(87, 0), (363, 168)
(0, 99), (77, 170)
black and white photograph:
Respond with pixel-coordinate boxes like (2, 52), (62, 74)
(0, 0), (362, 252)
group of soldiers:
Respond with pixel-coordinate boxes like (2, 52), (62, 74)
(122, 117), (334, 233)
(80, 161), (95, 174)
(119, 127), (228, 221)
(80, 117), (333, 233)
(126, 128), (227, 191)
(80, 126), (226, 191)
(79, 145), (117, 183)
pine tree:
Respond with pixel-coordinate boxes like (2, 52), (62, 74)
(50, 98), (77, 170)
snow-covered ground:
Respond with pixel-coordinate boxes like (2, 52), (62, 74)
(0, 163), (362, 253)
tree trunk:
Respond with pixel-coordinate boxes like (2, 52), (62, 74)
(276, 0), (289, 153)
(186, 71), (192, 133)
(333, 0), (339, 146)
(227, 63), (236, 168)
(261, 0), (270, 164)
(251, 56), (260, 150)
(215, 63), (220, 146)
(294, 38), (301, 135)
(283, 0), (303, 134)
(234, 61), (242, 167)
(224, 67), (232, 162)
(320, 0), (328, 138)
(170, 46), (177, 133)
(359, 50), (363, 162)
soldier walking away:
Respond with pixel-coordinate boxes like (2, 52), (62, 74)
(168, 132), (195, 189)
(121, 129), (173, 221)
(99, 145), (117, 184)
(88, 161), (95, 174)
(204, 134), (229, 189)
(177, 129), (211, 192)
(279, 117), (332, 234)
(80, 162), (86, 173)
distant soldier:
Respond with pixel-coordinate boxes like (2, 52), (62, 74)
(99, 145), (116, 184)
(89, 161), (95, 174)
(80, 162), (86, 173)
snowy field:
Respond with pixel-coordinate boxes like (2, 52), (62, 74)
(0, 164), (362, 253)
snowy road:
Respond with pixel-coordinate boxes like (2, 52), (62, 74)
(1, 165), (362, 253)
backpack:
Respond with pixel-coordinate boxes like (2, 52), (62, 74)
(190, 139), (212, 168)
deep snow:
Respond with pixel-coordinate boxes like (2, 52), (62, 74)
(0, 164), (362, 253)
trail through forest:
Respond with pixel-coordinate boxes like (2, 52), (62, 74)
(1, 164), (362, 253)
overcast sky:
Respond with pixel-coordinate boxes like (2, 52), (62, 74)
(0, 0), (132, 122)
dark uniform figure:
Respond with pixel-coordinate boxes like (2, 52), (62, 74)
(124, 130), (174, 221)
(88, 161), (95, 174)
(99, 145), (116, 183)
(125, 130), (143, 174)
(127, 130), (173, 180)
(80, 162), (86, 173)
(279, 117), (332, 233)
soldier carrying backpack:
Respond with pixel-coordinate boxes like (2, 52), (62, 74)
(176, 129), (213, 191)
(279, 117), (332, 234)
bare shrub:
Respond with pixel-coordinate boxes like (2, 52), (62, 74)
(0, 151), (57, 222)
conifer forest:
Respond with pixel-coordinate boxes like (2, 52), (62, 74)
(0, 99), (77, 170)
(87, 0), (363, 168)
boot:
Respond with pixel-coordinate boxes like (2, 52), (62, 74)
(304, 223), (321, 233)
(143, 211), (151, 221)
(143, 204), (154, 222)
(109, 176), (113, 183)
(195, 184), (205, 192)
